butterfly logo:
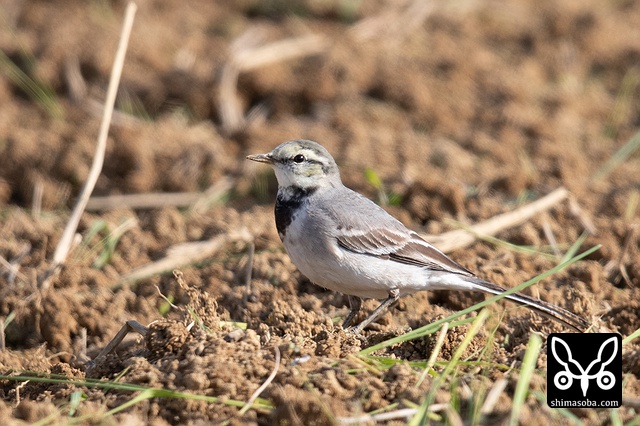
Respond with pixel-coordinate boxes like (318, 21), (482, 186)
(551, 335), (618, 397)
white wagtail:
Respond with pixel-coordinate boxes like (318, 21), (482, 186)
(247, 139), (588, 333)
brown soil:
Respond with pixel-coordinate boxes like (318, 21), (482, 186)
(1, 0), (640, 424)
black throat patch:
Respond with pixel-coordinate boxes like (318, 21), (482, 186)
(275, 186), (317, 239)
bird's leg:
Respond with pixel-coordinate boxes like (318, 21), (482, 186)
(350, 289), (400, 334)
(342, 295), (362, 328)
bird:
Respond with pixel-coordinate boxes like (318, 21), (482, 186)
(247, 139), (589, 333)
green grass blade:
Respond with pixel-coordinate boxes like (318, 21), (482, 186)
(603, 69), (640, 140)
(407, 310), (489, 426)
(0, 373), (272, 413)
(446, 219), (559, 260)
(623, 327), (640, 345)
(0, 50), (64, 118)
(509, 333), (542, 426)
(611, 409), (623, 426)
(592, 129), (640, 182)
(415, 322), (448, 387)
(559, 231), (588, 265)
(3, 311), (16, 329)
(67, 390), (86, 416)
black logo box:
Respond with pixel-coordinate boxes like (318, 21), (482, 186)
(547, 333), (622, 408)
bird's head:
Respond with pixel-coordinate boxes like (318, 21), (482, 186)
(247, 139), (341, 189)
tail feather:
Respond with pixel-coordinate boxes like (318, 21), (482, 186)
(465, 278), (589, 332)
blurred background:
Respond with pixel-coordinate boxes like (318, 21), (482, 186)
(1, 0), (638, 213)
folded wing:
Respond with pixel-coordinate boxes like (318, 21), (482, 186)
(322, 191), (474, 276)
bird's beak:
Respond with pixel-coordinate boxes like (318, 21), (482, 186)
(246, 152), (274, 164)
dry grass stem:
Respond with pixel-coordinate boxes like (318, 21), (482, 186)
(218, 34), (327, 134)
(446, 405), (465, 426)
(424, 187), (569, 253)
(218, 2), (440, 133)
(541, 217), (561, 258)
(118, 228), (252, 287)
(218, 63), (245, 134)
(155, 284), (178, 309)
(86, 97), (142, 127)
(189, 177), (235, 214)
(339, 404), (450, 425)
(31, 179), (43, 218)
(92, 320), (148, 365)
(480, 378), (508, 415)
(0, 255), (26, 285)
(77, 327), (88, 363)
(416, 321), (449, 387)
(87, 192), (202, 211)
(238, 345), (281, 416)
(346, 354), (384, 377)
(605, 224), (637, 287)
(42, 2), (138, 290)
(15, 380), (28, 404)
(568, 195), (598, 235)
(350, 0), (435, 42)
(64, 56), (87, 102)
(233, 35), (327, 72)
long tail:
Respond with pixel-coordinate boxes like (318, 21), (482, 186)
(464, 277), (589, 332)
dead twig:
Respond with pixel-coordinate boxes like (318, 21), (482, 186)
(238, 345), (281, 416)
(216, 0), (447, 134)
(218, 33), (327, 134)
(0, 255), (26, 285)
(415, 321), (448, 387)
(618, 224), (638, 286)
(605, 224), (637, 287)
(85, 178), (234, 212)
(117, 228), (252, 288)
(41, 2), (138, 290)
(76, 328), (88, 363)
(568, 195), (598, 235)
(541, 217), (562, 258)
(87, 192), (201, 211)
(445, 405), (464, 426)
(479, 378), (508, 415)
(15, 380), (28, 405)
(338, 404), (449, 425)
(64, 55), (87, 103)
(66, 58), (139, 127)
(424, 187), (569, 253)
(350, 0), (435, 42)
(0, 242), (30, 286)
(31, 179), (43, 218)
(189, 177), (235, 214)
(92, 320), (149, 365)
(155, 284), (178, 310)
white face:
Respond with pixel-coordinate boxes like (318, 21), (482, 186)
(268, 141), (341, 189)
(248, 140), (342, 189)
(271, 148), (329, 188)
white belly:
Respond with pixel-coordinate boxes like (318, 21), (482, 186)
(284, 226), (431, 299)
(280, 203), (478, 300)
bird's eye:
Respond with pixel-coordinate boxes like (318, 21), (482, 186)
(293, 154), (306, 163)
